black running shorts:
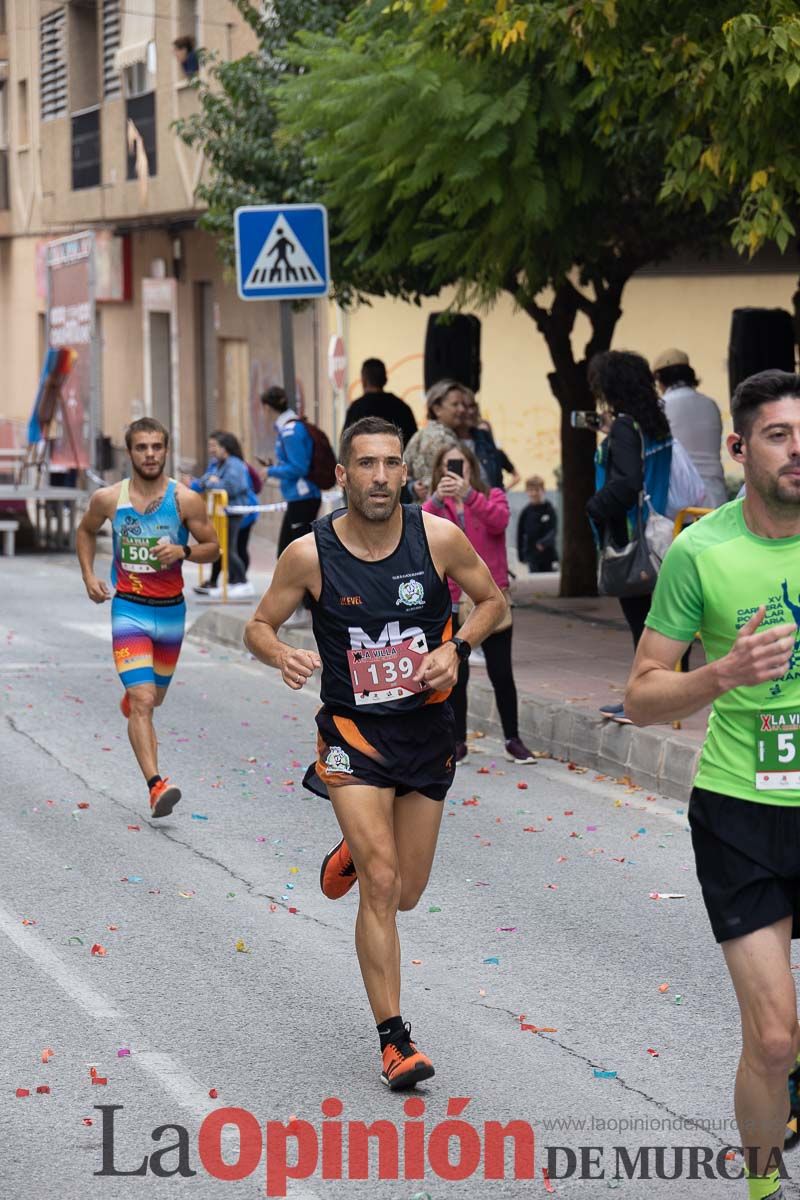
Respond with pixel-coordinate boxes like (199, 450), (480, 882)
(303, 702), (456, 803)
(689, 785), (800, 943)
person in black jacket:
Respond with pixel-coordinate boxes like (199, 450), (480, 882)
(343, 359), (418, 449)
(517, 476), (557, 571)
(585, 351), (680, 722)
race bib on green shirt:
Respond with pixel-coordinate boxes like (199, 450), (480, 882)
(756, 711), (800, 790)
(120, 535), (167, 573)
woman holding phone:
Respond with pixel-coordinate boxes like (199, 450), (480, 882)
(423, 443), (537, 765)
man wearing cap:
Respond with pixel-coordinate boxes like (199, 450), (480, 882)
(652, 349), (729, 508)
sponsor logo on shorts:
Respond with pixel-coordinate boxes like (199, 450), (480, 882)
(396, 579), (424, 608)
(325, 746), (353, 774)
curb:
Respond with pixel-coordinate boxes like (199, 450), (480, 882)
(188, 608), (700, 803)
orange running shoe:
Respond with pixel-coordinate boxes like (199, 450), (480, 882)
(380, 1025), (435, 1090)
(120, 693), (131, 719)
(149, 777), (181, 819)
(320, 837), (358, 899)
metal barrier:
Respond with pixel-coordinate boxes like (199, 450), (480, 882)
(197, 489), (228, 602)
(672, 506), (714, 539)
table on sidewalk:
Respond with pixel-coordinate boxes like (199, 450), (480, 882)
(0, 485), (84, 551)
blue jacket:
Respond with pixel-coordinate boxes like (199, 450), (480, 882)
(191, 457), (259, 528)
(194, 455), (252, 507)
(589, 416), (671, 548)
(268, 412), (321, 503)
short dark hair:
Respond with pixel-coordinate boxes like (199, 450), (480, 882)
(173, 36), (195, 52)
(731, 369), (800, 436)
(261, 385), (288, 413)
(339, 416), (402, 465)
(125, 417), (169, 451)
(361, 358), (387, 389)
(654, 363), (699, 390)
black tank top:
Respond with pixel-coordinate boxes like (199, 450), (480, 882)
(310, 505), (453, 716)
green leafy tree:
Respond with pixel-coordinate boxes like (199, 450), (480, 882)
(276, 1), (726, 594)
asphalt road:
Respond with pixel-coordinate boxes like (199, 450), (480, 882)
(1, 554), (796, 1199)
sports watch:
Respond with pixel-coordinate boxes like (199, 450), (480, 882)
(449, 636), (472, 662)
(183, 545), (192, 560)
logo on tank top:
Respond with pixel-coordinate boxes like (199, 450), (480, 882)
(121, 514), (143, 536)
(396, 579), (425, 608)
(325, 746), (353, 774)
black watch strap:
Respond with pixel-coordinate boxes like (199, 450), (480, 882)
(183, 544), (192, 560)
(450, 636), (471, 661)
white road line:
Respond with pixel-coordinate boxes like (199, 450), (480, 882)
(0, 900), (320, 1195)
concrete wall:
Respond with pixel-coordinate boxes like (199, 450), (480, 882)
(340, 266), (800, 489)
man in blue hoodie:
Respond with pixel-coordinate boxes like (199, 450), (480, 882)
(261, 386), (322, 559)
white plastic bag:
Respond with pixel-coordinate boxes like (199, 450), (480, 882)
(644, 505), (674, 568)
(666, 439), (706, 518)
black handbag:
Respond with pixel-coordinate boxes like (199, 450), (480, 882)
(597, 496), (658, 597)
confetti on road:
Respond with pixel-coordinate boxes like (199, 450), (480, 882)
(658, 982), (670, 993)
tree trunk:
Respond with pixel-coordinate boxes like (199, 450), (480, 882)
(546, 362), (599, 596)
(519, 267), (633, 596)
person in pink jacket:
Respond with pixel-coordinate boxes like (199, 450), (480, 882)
(424, 443), (536, 765)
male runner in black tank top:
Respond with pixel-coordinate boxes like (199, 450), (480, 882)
(245, 416), (506, 1090)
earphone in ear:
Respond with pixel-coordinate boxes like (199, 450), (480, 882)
(732, 439), (743, 455)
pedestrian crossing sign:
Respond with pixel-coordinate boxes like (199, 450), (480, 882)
(234, 204), (330, 301)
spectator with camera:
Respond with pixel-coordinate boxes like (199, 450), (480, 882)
(585, 350), (675, 722)
(423, 442), (537, 765)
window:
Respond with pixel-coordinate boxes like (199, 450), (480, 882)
(126, 91), (156, 178)
(69, 1), (99, 113)
(102, 0), (121, 98)
(178, 0), (199, 47)
(40, 9), (67, 121)
(72, 107), (101, 189)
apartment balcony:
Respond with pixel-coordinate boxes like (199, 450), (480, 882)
(72, 106), (101, 191)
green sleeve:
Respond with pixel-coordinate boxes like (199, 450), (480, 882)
(645, 533), (704, 642)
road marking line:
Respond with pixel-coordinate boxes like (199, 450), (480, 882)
(0, 900), (320, 1194)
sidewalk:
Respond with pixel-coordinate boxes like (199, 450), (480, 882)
(188, 527), (708, 802)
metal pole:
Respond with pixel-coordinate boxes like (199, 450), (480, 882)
(280, 299), (296, 406)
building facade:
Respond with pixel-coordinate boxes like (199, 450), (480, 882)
(0, 0), (330, 479)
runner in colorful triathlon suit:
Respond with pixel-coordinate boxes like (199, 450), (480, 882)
(626, 370), (800, 1200)
(76, 418), (219, 818)
(245, 416), (506, 1088)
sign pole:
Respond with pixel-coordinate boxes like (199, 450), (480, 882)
(279, 299), (296, 405)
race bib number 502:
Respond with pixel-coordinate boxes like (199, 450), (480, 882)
(756, 712), (800, 790)
(120, 535), (167, 573)
(347, 633), (429, 706)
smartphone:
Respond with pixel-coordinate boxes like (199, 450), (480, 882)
(446, 459), (464, 476)
(570, 411), (602, 431)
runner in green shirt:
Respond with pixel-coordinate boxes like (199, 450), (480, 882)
(627, 369), (800, 1200)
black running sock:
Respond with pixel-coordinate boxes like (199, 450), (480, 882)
(378, 1015), (405, 1051)
(147, 775), (162, 791)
